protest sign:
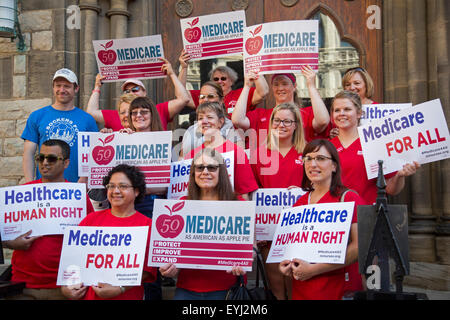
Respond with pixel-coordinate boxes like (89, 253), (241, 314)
(254, 188), (306, 241)
(93, 35), (165, 82)
(0, 183), (87, 240)
(267, 202), (355, 264)
(83, 131), (172, 189)
(243, 20), (319, 75)
(78, 132), (91, 177)
(167, 151), (234, 200)
(180, 11), (246, 60)
(57, 226), (148, 286)
(360, 103), (412, 125)
(148, 199), (255, 271)
(358, 99), (450, 179)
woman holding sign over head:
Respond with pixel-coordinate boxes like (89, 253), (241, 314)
(160, 148), (248, 300)
(250, 102), (306, 300)
(279, 139), (364, 300)
(61, 164), (157, 300)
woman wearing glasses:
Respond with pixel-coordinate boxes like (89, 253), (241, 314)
(61, 164), (157, 300)
(249, 102), (306, 300)
(279, 139), (364, 300)
(160, 149), (247, 300)
(180, 81), (243, 157)
(184, 102), (258, 200)
(178, 50), (269, 118)
(232, 66), (330, 149)
(86, 58), (190, 131)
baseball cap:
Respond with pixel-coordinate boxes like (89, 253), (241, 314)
(271, 73), (296, 85)
(53, 68), (78, 86)
(121, 79), (146, 92)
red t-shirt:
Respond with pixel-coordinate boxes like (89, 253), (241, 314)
(190, 87), (256, 118)
(250, 146), (303, 188)
(78, 209), (157, 300)
(331, 137), (396, 205)
(184, 140), (258, 196)
(291, 190), (362, 300)
(101, 101), (171, 131)
(11, 179), (94, 289)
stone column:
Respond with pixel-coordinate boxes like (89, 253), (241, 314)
(79, 0), (101, 110)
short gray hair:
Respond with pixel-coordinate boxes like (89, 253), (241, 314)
(209, 66), (238, 83)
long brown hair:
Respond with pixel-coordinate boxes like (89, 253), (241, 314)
(128, 96), (163, 132)
(301, 139), (346, 197)
(187, 148), (237, 200)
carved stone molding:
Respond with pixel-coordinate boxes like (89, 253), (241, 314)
(281, 0), (298, 7)
(231, 0), (249, 11)
(105, 9), (131, 18)
(175, 0), (193, 17)
(78, 4), (101, 14)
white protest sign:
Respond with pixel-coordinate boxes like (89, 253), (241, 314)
(181, 11), (246, 61)
(267, 202), (355, 264)
(57, 226), (148, 286)
(254, 188), (306, 241)
(149, 199), (255, 271)
(78, 132), (91, 177)
(0, 183), (87, 240)
(167, 151), (235, 200)
(358, 99), (450, 179)
(360, 103), (412, 126)
(93, 35), (165, 82)
(85, 131), (172, 189)
(243, 20), (319, 75)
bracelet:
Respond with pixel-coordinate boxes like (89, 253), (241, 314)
(92, 89), (101, 94)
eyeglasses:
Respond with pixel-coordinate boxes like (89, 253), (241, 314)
(194, 164), (220, 173)
(124, 86), (141, 94)
(303, 155), (333, 164)
(105, 184), (134, 191)
(131, 109), (150, 117)
(213, 77), (227, 82)
(344, 67), (366, 75)
(272, 118), (295, 127)
(199, 93), (219, 101)
(35, 154), (65, 163)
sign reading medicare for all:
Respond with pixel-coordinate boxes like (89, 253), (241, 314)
(167, 151), (234, 200)
(358, 99), (450, 180)
(0, 183), (87, 240)
(360, 103), (412, 126)
(254, 188), (306, 241)
(57, 226), (149, 286)
(180, 10), (246, 61)
(85, 131), (172, 189)
(266, 202), (355, 264)
(93, 35), (166, 82)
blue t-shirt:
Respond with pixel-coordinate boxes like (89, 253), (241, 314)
(21, 105), (98, 182)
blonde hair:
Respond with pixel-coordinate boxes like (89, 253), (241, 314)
(342, 67), (374, 99)
(267, 103), (306, 153)
(331, 90), (363, 125)
(116, 93), (136, 111)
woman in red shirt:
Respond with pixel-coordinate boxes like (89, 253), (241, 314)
(160, 149), (247, 300)
(61, 164), (157, 300)
(279, 139), (363, 300)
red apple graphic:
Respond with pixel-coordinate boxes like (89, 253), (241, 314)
(245, 25), (264, 55)
(156, 201), (185, 239)
(98, 40), (117, 65)
(184, 17), (202, 43)
(92, 134), (115, 165)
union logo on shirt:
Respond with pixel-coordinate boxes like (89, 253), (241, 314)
(295, 155), (303, 165)
(46, 117), (79, 147)
(357, 150), (364, 156)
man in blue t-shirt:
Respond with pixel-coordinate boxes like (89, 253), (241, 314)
(21, 68), (98, 183)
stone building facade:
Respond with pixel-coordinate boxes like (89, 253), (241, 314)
(0, 0), (449, 292)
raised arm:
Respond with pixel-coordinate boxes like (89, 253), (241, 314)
(161, 57), (191, 119)
(231, 72), (257, 130)
(251, 73), (269, 106)
(86, 74), (106, 125)
(177, 50), (196, 109)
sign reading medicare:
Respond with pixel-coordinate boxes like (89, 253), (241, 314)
(93, 35), (166, 82)
(244, 20), (319, 75)
(167, 151), (234, 200)
(254, 188), (306, 241)
(180, 10), (246, 61)
(149, 199), (255, 271)
(57, 226), (148, 286)
(267, 202), (355, 264)
(85, 131), (172, 189)
(360, 103), (412, 126)
(358, 99), (450, 179)
(0, 183), (87, 240)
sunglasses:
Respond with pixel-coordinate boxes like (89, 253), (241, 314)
(194, 164), (220, 173)
(213, 77), (227, 82)
(124, 86), (141, 94)
(344, 67), (367, 75)
(199, 93), (219, 100)
(131, 109), (150, 117)
(35, 154), (65, 163)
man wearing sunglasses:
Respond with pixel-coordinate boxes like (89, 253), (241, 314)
(21, 68), (98, 184)
(3, 139), (94, 300)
